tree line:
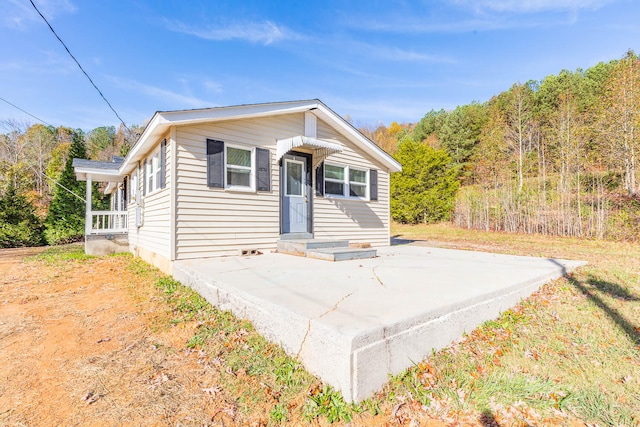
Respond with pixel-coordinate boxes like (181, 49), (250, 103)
(2, 50), (638, 247)
(364, 50), (640, 241)
(0, 121), (141, 247)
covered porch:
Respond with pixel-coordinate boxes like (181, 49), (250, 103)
(73, 157), (129, 255)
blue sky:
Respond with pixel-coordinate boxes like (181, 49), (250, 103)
(1, 0), (638, 131)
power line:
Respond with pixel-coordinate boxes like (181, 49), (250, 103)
(29, 0), (131, 133)
(0, 96), (54, 127)
(29, 164), (86, 203)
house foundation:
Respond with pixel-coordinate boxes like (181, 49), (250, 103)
(85, 233), (129, 256)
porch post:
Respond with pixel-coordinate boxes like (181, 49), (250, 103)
(85, 174), (92, 236)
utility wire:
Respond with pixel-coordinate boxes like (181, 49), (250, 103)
(29, 0), (131, 133)
(0, 96), (54, 127)
(33, 165), (86, 203)
(0, 98), (87, 203)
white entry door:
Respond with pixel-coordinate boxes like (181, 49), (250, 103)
(283, 156), (308, 233)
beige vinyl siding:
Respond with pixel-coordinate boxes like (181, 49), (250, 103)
(127, 136), (171, 259)
(313, 119), (390, 246)
(174, 114), (304, 259)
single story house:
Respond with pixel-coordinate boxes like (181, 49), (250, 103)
(73, 99), (402, 273)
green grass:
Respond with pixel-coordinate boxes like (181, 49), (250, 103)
(131, 266), (326, 423)
(387, 222), (640, 426)
(29, 226), (639, 425)
(26, 243), (93, 264)
(124, 224), (640, 425)
(303, 385), (356, 423)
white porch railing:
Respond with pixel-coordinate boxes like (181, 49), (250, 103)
(89, 210), (128, 234)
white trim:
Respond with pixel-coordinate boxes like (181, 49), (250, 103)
(169, 127), (177, 261)
(145, 147), (162, 195)
(74, 166), (120, 182)
(284, 158), (305, 197)
(304, 112), (317, 138)
(129, 169), (139, 204)
(118, 100), (401, 178)
(224, 144), (256, 192)
(276, 135), (343, 164)
(324, 162), (369, 201)
(85, 174), (92, 236)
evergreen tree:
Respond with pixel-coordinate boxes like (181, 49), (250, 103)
(45, 130), (88, 244)
(438, 102), (488, 182)
(0, 184), (44, 248)
(391, 137), (460, 224)
(412, 109), (447, 143)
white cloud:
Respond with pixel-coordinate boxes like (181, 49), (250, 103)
(449, 0), (615, 13)
(203, 80), (223, 94)
(367, 44), (456, 63)
(165, 19), (296, 45)
(107, 76), (212, 109)
(0, 50), (75, 74)
(1, 0), (76, 29)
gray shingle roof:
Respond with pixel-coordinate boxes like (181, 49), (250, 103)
(72, 156), (124, 170)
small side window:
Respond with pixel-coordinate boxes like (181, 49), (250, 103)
(130, 170), (138, 203)
(145, 148), (162, 194)
(225, 145), (255, 191)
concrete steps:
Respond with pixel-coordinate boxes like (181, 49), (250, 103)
(277, 238), (376, 261)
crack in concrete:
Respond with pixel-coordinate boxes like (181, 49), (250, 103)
(296, 290), (356, 359)
(296, 320), (311, 359)
(372, 263), (385, 287)
(318, 290), (356, 319)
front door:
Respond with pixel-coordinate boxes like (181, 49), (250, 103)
(281, 153), (312, 234)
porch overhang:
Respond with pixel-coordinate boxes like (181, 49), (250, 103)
(276, 135), (344, 167)
(73, 158), (124, 182)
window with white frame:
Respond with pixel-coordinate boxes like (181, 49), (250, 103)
(324, 163), (369, 199)
(130, 170), (138, 202)
(349, 168), (368, 197)
(225, 145), (254, 190)
(146, 148), (161, 194)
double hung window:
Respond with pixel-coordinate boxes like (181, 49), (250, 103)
(146, 148), (161, 194)
(225, 145), (254, 190)
(324, 163), (369, 199)
(130, 170), (138, 202)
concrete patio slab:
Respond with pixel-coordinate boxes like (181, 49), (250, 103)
(172, 245), (586, 402)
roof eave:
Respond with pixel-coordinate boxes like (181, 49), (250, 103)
(74, 166), (122, 182)
(117, 99), (401, 175)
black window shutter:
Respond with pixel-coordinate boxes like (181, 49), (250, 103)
(123, 176), (128, 205)
(256, 148), (270, 191)
(160, 139), (167, 189)
(370, 169), (378, 201)
(207, 139), (225, 188)
(315, 161), (325, 197)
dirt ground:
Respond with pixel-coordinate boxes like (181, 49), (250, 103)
(0, 247), (454, 427)
(0, 247), (251, 426)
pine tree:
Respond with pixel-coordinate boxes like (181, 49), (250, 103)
(45, 130), (88, 244)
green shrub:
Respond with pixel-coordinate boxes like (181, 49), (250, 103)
(391, 137), (460, 224)
(43, 223), (84, 245)
(0, 185), (44, 248)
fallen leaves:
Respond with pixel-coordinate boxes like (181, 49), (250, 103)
(81, 391), (101, 405)
(201, 386), (221, 396)
(148, 372), (170, 389)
